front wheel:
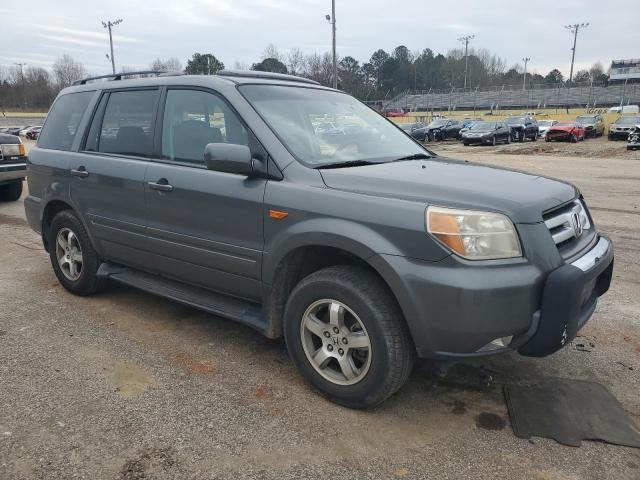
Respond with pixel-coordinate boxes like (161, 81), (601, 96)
(284, 265), (414, 409)
(506, 134), (512, 144)
(570, 134), (578, 143)
(491, 135), (496, 146)
(0, 180), (23, 202)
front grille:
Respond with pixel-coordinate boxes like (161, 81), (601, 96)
(544, 200), (592, 250)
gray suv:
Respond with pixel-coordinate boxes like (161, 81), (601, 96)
(25, 71), (614, 408)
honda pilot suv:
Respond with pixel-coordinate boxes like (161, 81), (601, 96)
(25, 71), (614, 408)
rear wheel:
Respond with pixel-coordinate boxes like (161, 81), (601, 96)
(531, 132), (538, 142)
(284, 265), (414, 409)
(48, 210), (106, 296)
(0, 181), (23, 202)
(519, 131), (525, 142)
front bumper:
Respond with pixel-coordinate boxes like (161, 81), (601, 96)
(462, 135), (491, 144)
(0, 163), (27, 184)
(609, 130), (631, 140)
(375, 235), (613, 359)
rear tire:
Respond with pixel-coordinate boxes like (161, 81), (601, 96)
(283, 265), (415, 409)
(0, 180), (23, 202)
(47, 210), (106, 296)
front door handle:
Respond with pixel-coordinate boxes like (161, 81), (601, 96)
(148, 179), (173, 192)
(70, 166), (89, 178)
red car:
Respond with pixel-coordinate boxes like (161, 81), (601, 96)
(382, 107), (405, 118)
(545, 122), (586, 143)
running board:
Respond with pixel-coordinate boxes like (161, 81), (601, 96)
(97, 262), (267, 334)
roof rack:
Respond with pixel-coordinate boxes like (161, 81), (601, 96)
(217, 70), (320, 85)
(72, 70), (182, 86)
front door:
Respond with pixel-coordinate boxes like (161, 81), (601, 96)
(71, 88), (160, 268)
(144, 88), (266, 301)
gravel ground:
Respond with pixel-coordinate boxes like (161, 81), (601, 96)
(0, 141), (639, 479)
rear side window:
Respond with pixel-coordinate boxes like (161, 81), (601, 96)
(88, 90), (159, 158)
(37, 91), (93, 151)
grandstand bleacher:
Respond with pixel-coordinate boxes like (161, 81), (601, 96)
(386, 83), (640, 112)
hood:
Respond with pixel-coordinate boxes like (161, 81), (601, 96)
(549, 125), (576, 133)
(319, 158), (577, 224)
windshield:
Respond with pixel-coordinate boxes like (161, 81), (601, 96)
(240, 85), (427, 167)
(505, 117), (526, 125)
(538, 120), (554, 127)
(615, 116), (640, 125)
(577, 116), (596, 123)
(470, 121), (495, 130)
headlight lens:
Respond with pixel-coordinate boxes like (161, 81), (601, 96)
(426, 206), (522, 260)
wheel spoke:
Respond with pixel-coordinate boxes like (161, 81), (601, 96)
(347, 332), (370, 350)
(312, 348), (332, 369)
(67, 231), (77, 248)
(58, 256), (70, 269)
(71, 251), (83, 263)
(69, 261), (79, 278)
(57, 234), (68, 251)
(338, 355), (356, 381)
(328, 302), (345, 328)
(304, 314), (326, 338)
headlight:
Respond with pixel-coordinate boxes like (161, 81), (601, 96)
(426, 206), (522, 260)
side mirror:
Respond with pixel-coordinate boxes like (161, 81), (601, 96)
(204, 143), (253, 176)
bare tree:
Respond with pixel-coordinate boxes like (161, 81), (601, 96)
(262, 43), (284, 62)
(287, 48), (305, 76)
(150, 57), (183, 72)
(52, 55), (86, 89)
(233, 60), (249, 70)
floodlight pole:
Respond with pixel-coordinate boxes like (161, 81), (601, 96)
(458, 35), (475, 89)
(15, 62), (27, 110)
(102, 19), (123, 74)
(522, 57), (530, 90)
(565, 22), (589, 83)
(326, 1), (337, 89)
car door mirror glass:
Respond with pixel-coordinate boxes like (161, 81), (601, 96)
(204, 143), (253, 176)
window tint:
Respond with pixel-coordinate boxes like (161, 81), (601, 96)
(162, 89), (248, 165)
(38, 91), (93, 151)
(95, 90), (159, 157)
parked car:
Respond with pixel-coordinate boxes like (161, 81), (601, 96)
(398, 122), (428, 141)
(26, 126), (42, 140)
(4, 126), (25, 136)
(608, 105), (639, 114)
(458, 119), (482, 138)
(0, 133), (27, 202)
(545, 122), (586, 142)
(382, 107), (404, 118)
(628, 125), (640, 150)
(425, 118), (463, 141)
(18, 126), (33, 136)
(537, 120), (558, 139)
(505, 115), (538, 142)
(608, 116), (640, 140)
(25, 71), (614, 408)
(461, 121), (512, 146)
(575, 115), (604, 138)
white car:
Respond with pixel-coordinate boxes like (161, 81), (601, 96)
(19, 126), (41, 137)
(537, 120), (558, 139)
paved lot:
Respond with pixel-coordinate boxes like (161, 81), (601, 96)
(1, 141), (639, 479)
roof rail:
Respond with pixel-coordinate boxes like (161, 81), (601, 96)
(217, 70), (320, 85)
(72, 70), (182, 86)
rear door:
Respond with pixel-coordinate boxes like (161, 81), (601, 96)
(71, 88), (159, 268)
(143, 88), (267, 300)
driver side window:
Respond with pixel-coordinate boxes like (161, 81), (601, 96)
(161, 89), (248, 165)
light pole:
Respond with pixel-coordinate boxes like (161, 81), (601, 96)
(564, 22), (589, 83)
(102, 18), (123, 74)
(325, 1), (337, 89)
(458, 34), (475, 89)
(14, 62), (27, 110)
(522, 57), (530, 90)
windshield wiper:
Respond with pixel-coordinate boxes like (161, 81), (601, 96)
(391, 153), (433, 162)
(315, 159), (383, 169)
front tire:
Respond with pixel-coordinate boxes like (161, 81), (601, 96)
(0, 180), (23, 202)
(48, 210), (106, 296)
(570, 134), (578, 143)
(284, 265), (414, 409)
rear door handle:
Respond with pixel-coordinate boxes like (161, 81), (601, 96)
(70, 167), (89, 178)
(148, 179), (173, 192)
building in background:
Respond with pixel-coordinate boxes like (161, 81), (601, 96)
(609, 59), (640, 84)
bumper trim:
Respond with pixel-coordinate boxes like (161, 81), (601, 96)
(571, 236), (610, 272)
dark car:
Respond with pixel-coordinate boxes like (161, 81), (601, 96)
(628, 125), (640, 150)
(0, 133), (28, 201)
(26, 126), (42, 140)
(505, 116), (538, 142)
(608, 116), (640, 140)
(425, 118), (462, 141)
(399, 122), (428, 141)
(576, 114), (604, 138)
(4, 126), (25, 136)
(25, 70), (613, 409)
(461, 121), (512, 146)
(458, 120), (483, 138)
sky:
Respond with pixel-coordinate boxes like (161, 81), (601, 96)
(1, 0), (639, 78)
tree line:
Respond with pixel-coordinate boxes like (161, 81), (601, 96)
(1, 45), (610, 111)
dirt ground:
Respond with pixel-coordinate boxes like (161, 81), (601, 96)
(0, 140), (639, 479)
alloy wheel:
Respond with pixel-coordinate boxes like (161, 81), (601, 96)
(300, 299), (372, 386)
(55, 227), (83, 281)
